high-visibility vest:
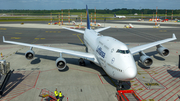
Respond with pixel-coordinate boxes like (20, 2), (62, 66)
(54, 91), (58, 96)
(59, 92), (62, 97)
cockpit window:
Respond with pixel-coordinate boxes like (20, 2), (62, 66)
(126, 50), (130, 54)
(116, 49), (130, 54)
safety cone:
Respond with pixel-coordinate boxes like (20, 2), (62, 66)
(1, 53), (3, 57)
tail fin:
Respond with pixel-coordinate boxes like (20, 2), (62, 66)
(86, 5), (91, 29)
(114, 14), (116, 17)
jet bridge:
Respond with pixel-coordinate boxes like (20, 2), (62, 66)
(116, 90), (141, 101)
(0, 60), (14, 97)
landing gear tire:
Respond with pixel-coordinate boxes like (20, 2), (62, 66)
(117, 81), (124, 90)
(90, 61), (94, 64)
(78, 58), (85, 66)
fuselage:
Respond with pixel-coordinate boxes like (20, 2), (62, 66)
(116, 16), (126, 18)
(114, 14), (126, 18)
(83, 29), (137, 81)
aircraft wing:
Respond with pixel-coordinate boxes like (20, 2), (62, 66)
(3, 36), (96, 62)
(95, 27), (111, 32)
(62, 27), (84, 34)
(129, 34), (177, 54)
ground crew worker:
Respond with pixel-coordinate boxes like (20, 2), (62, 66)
(54, 88), (59, 101)
(59, 91), (63, 101)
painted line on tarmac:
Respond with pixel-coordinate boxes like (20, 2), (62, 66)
(0, 28), (7, 30)
(76, 34), (84, 44)
(15, 32), (22, 34)
(11, 37), (21, 39)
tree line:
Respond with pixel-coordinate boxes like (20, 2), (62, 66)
(0, 9), (180, 15)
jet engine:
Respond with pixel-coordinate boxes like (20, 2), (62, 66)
(25, 50), (35, 60)
(156, 45), (169, 57)
(56, 57), (66, 70)
(139, 51), (153, 67)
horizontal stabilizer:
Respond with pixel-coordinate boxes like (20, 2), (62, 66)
(95, 26), (111, 33)
(62, 27), (84, 34)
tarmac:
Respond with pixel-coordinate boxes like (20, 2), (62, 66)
(0, 20), (180, 101)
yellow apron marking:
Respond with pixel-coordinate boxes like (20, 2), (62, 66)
(138, 88), (143, 90)
(11, 37), (21, 39)
(133, 84), (138, 86)
(77, 35), (84, 44)
(145, 83), (159, 86)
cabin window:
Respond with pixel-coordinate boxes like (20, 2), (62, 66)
(116, 49), (130, 54)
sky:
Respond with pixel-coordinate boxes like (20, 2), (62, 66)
(0, 0), (179, 10)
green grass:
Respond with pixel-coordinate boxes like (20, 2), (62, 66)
(0, 13), (179, 22)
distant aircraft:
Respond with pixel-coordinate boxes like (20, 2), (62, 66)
(3, 5), (176, 89)
(114, 14), (126, 18)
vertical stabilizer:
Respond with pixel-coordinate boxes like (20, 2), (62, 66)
(114, 14), (116, 17)
(86, 5), (91, 29)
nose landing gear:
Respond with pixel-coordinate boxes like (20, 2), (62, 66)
(78, 58), (86, 66)
(117, 81), (124, 90)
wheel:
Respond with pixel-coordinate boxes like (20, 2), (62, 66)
(90, 61), (94, 64)
(78, 58), (85, 66)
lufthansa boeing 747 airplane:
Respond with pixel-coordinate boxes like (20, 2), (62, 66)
(3, 5), (176, 89)
(114, 14), (126, 18)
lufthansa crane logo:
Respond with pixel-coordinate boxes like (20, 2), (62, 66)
(111, 58), (115, 64)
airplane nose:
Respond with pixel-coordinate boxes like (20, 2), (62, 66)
(124, 67), (137, 80)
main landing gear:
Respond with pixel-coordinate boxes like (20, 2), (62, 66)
(117, 81), (124, 90)
(78, 58), (86, 66)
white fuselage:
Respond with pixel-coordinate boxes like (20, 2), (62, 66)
(115, 16), (126, 18)
(83, 29), (137, 81)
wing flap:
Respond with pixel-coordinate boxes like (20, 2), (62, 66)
(130, 34), (177, 54)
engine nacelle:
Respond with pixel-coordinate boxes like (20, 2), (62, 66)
(156, 45), (169, 57)
(56, 57), (66, 70)
(25, 50), (35, 60)
(139, 51), (153, 67)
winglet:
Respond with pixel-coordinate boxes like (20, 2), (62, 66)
(3, 36), (5, 42)
(173, 33), (176, 39)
